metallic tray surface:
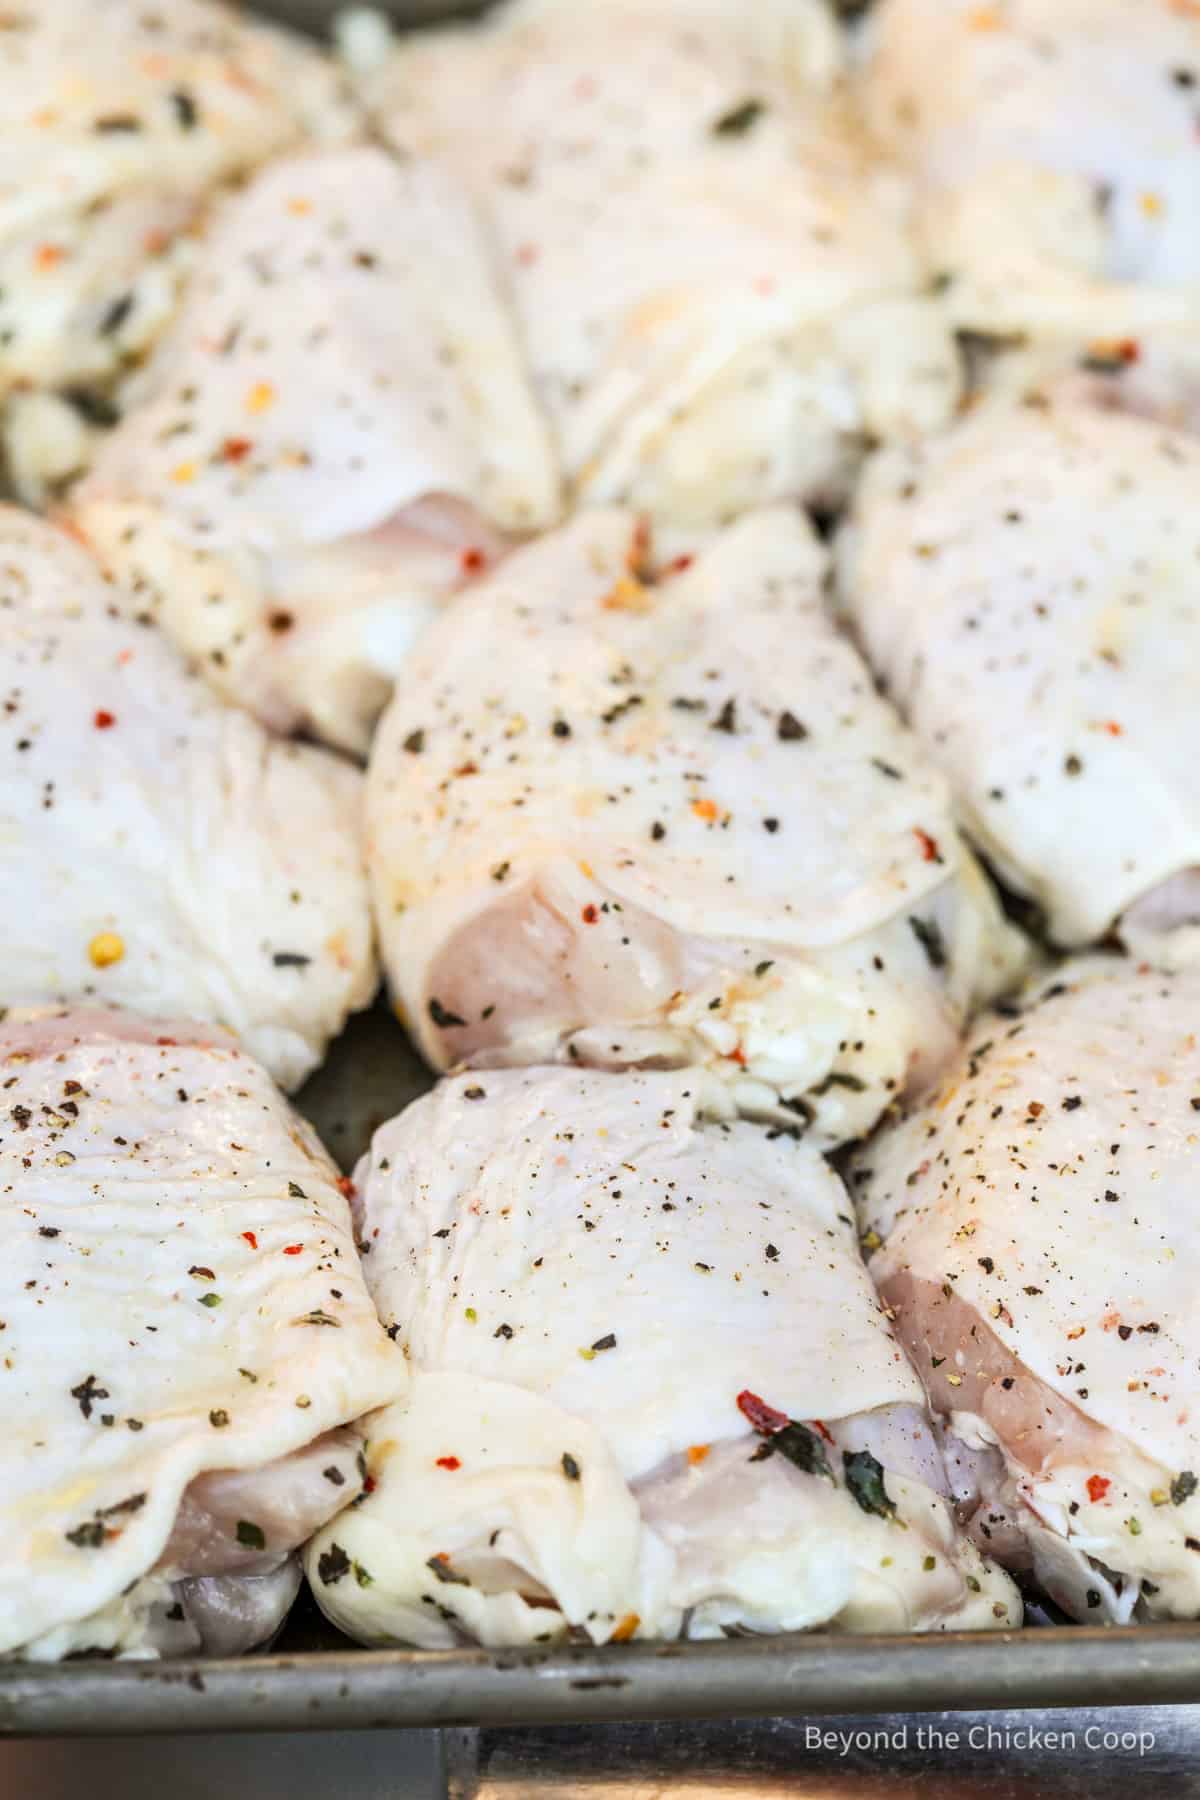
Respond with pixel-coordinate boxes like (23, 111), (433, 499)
(8, 0), (1200, 1744)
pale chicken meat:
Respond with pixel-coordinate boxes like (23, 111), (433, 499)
(839, 394), (1200, 959)
(357, 0), (961, 543)
(70, 146), (561, 754)
(850, 959), (1200, 1624)
(0, 1009), (406, 1661)
(305, 1066), (1019, 1648)
(0, 506), (375, 1089)
(858, 0), (1200, 386)
(0, 0), (356, 498)
(366, 506), (1025, 1148)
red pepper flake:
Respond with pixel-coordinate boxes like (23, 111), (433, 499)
(515, 243), (539, 266)
(435, 1456), (461, 1471)
(34, 243), (64, 271)
(336, 1175), (357, 1201)
(241, 1231), (258, 1249)
(221, 436), (253, 463)
(1027, 1101), (1044, 1118)
(363, 1474), (377, 1493)
(582, 904), (599, 924)
(736, 1389), (788, 1435)
(1086, 1474), (1111, 1504)
(282, 1244), (303, 1256)
(913, 828), (940, 863)
(727, 1045), (747, 1066)
(1104, 721), (1123, 737)
(813, 1420), (835, 1444)
(155, 1036), (177, 1046)
(93, 710), (116, 730)
(460, 547), (487, 574)
(666, 553), (694, 574)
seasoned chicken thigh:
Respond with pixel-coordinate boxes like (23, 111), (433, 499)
(0, 0), (354, 497)
(850, 960), (1200, 1624)
(366, 506), (1024, 1147)
(306, 1067), (1019, 1648)
(358, 0), (961, 541)
(71, 146), (560, 754)
(859, 0), (1200, 376)
(0, 1009), (405, 1661)
(840, 394), (1200, 959)
(0, 507), (375, 1089)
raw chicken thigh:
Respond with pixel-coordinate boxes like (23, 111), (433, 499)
(366, 505), (1025, 1147)
(0, 0), (355, 498)
(0, 1009), (406, 1661)
(358, 0), (961, 541)
(71, 146), (561, 754)
(859, 0), (1200, 377)
(0, 506), (375, 1089)
(840, 393), (1200, 960)
(306, 1066), (1019, 1648)
(850, 959), (1200, 1624)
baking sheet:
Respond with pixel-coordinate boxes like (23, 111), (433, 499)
(6, 0), (1200, 1741)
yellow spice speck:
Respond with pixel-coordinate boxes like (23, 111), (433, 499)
(88, 931), (124, 968)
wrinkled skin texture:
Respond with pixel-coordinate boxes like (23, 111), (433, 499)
(0, 506), (376, 1088)
(850, 959), (1200, 1621)
(0, 1008), (406, 1659)
(859, 0), (1200, 382)
(840, 395), (1200, 959)
(0, 0), (355, 494)
(71, 146), (560, 753)
(307, 1066), (1018, 1647)
(359, 0), (960, 536)
(367, 505), (1024, 1145)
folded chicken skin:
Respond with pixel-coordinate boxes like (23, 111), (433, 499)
(306, 1066), (1019, 1647)
(859, 0), (1200, 374)
(850, 959), (1200, 1623)
(0, 1009), (406, 1661)
(0, 0), (355, 498)
(0, 506), (375, 1089)
(70, 145), (561, 754)
(839, 394), (1200, 960)
(366, 505), (1025, 1147)
(358, 0), (961, 542)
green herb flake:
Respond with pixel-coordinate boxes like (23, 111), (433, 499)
(843, 1448), (899, 1521)
(712, 97), (764, 137)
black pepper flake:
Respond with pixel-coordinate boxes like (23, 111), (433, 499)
(403, 728), (426, 754)
(650, 822), (666, 841)
(710, 698), (738, 734)
(1064, 754), (1083, 777)
(561, 1452), (582, 1481)
(272, 951), (311, 968)
(426, 1554), (470, 1586)
(38, 1226), (59, 1239)
(1172, 1472), (1198, 1506)
(99, 292), (134, 337)
(93, 113), (142, 133)
(323, 1467), (347, 1487)
(590, 1333), (617, 1352)
(71, 1374), (109, 1420)
(494, 1322), (514, 1340)
(170, 88), (198, 129)
(209, 1409), (230, 1429)
(318, 1543), (351, 1585)
(288, 1181), (307, 1199)
(978, 1256), (994, 1274)
(777, 710), (808, 742)
(765, 1243), (779, 1261)
(1118, 1325), (1133, 1341)
(65, 1520), (108, 1549)
(551, 719), (572, 739)
(763, 817), (779, 834)
(429, 997), (467, 1029)
(908, 915), (947, 969)
(236, 1520), (266, 1549)
(1062, 1096), (1083, 1112)
(463, 1086), (487, 1101)
(871, 758), (903, 780)
(1086, 1590), (1101, 1609)
(712, 97), (764, 136)
(1104, 1190), (1120, 1203)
